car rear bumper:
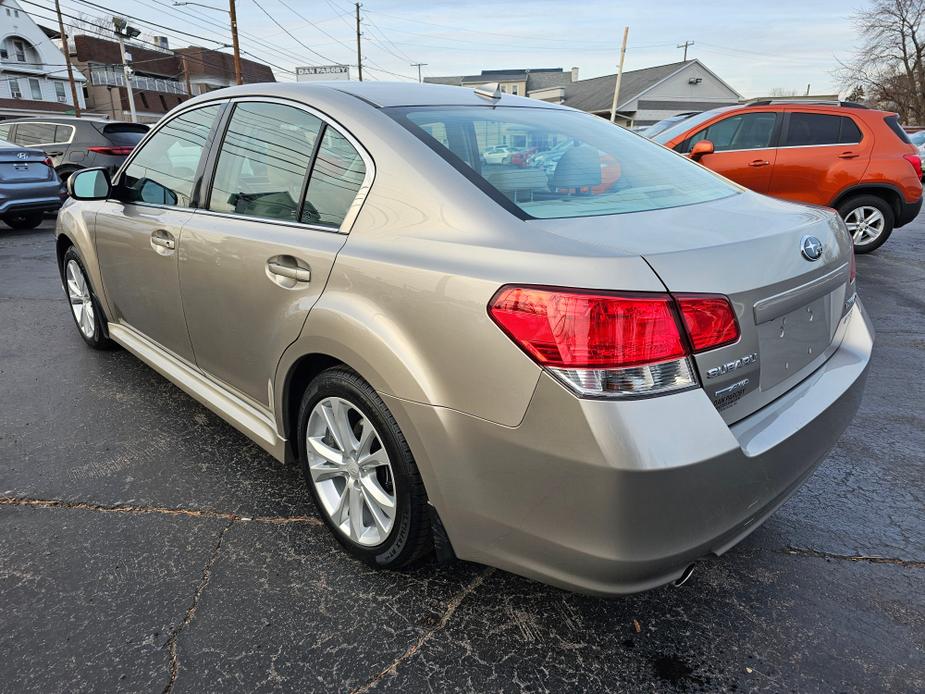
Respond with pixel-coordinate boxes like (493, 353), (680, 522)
(896, 195), (922, 228)
(0, 194), (64, 216)
(388, 300), (873, 595)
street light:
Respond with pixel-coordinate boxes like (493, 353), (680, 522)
(113, 16), (141, 122)
(173, 1), (242, 85)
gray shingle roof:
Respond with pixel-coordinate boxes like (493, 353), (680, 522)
(563, 61), (690, 113)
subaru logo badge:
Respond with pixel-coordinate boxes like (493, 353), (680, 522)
(800, 235), (823, 261)
(16, 152), (27, 160)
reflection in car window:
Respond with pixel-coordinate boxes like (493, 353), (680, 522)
(302, 128), (366, 227)
(785, 113), (862, 146)
(122, 105), (220, 207)
(397, 106), (736, 220)
(686, 113), (777, 152)
(15, 122), (56, 145)
(209, 102), (322, 221)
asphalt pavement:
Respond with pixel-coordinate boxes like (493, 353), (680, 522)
(1, 215), (922, 692)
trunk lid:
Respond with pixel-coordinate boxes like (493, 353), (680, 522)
(0, 146), (54, 183)
(530, 191), (855, 423)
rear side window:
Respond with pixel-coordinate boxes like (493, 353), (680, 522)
(209, 102), (322, 222)
(122, 105), (220, 207)
(53, 125), (74, 143)
(302, 128), (366, 227)
(15, 122), (56, 145)
(686, 112), (778, 152)
(784, 113), (863, 146)
(102, 123), (150, 146)
(884, 115), (912, 144)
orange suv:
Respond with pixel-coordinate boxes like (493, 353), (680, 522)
(651, 101), (923, 253)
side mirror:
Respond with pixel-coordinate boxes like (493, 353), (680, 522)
(67, 167), (111, 200)
(689, 140), (714, 161)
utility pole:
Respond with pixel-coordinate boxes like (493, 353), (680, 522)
(113, 18), (138, 123)
(677, 40), (694, 61)
(411, 62), (426, 83)
(355, 2), (362, 81)
(228, 0), (242, 84)
(609, 26), (629, 124)
(55, 0), (81, 117)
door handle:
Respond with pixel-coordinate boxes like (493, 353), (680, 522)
(46, 150), (63, 157)
(748, 159), (770, 167)
(837, 151), (859, 159)
(267, 259), (311, 283)
(150, 230), (176, 251)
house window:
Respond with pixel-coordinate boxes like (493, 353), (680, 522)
(54, 81), (67, 103)
(29, 79), (42, 100)
(0, 48), (7, 59)
(159, 94), (168, 110)
(139, 92), (149, 109)
(512, 85), (519, 95)
(13, 40), (26, 63)
(10, 79), (22, 99)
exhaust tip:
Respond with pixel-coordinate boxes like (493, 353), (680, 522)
(673, 563), (696, 587)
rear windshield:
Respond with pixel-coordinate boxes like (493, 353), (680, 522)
(392, 106), (737, 219)
(884, 115), (912, 145)
(101, 123), (149, 146)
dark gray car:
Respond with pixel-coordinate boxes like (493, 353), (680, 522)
(0, 117), (149, 183)
(0, 139), (64, 229)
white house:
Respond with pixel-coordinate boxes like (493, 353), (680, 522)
(0, 0), (86, 117)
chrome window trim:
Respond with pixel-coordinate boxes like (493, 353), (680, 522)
(200, 95), (375, 235)
(691, 142), (863, 155)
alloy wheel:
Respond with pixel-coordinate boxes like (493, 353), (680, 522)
(306, 397), (396, 546)
(844, 206), (886, 247)
(66, 259), (95, 339)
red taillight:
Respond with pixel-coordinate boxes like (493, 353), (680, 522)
(88, 146), (134, 156)
(675, 295), (740, 352)
(488, 287), (686, 369)
(42, 157), (53, 167)
(489, 286), (741, 398)
(903, 153), (923, 178)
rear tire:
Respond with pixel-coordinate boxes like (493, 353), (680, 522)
(56, 166), (80, 185)
(3, 211), (44, 230)
(838, 195), (894, 254)
(61, 247), (116, 350)
(298, 366), (432, 568)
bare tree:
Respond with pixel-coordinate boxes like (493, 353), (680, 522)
(839, 0), (925, 124)
(68, 12), (113, 38)
(768, 87), (801, 97)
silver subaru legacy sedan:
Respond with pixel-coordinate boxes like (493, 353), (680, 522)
(57, 82), (872, 595)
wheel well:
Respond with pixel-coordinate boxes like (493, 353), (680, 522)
(833, 186), (901, 219)
(55, 233), (73, 278)
(282, 353), (344, 459)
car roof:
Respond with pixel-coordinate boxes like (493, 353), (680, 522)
(189, 80), (567, 110)
(1, 116), (140, 125)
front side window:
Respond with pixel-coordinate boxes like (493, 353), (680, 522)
(209, 102), (322, 221)
(122, 104), (220, 207)
(685, 112), (778, 152)
(302, 128), (366, 227)
(784, 113), (863, 146)
(0, 124), (11, 142)
(395, 106), (737, 220)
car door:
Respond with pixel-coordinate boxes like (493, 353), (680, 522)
(94, 103), (224, 362)
(681, 111), (780, 193)
(178, 98), (371, 407)
(767, 111), (870, 205)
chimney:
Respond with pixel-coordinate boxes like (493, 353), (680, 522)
(153, 36), (169, 50)
(570, 66), (579, 82)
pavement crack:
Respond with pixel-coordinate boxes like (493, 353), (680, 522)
(350, 567), (495, 694)
(0, 496), (323, 526)
(162, 520), (234, 694)
(782, 546), (924, 568)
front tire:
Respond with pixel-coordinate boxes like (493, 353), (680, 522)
(3, 211), (44, 230)
(838, 195), (894, 254)
(62, 247), (115, 350)
(298, 366), (432, 568)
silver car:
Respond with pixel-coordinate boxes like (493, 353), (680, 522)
(57, 83), (872, 595)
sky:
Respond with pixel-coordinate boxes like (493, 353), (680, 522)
(103, 0), (871, 97)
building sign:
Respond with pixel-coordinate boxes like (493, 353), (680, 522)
(296, 65), (350, 82)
